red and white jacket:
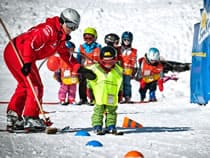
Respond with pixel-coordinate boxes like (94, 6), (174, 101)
(118, 47), (137, 76)
(138, 57), (163, 83)
(14, 16), (72, 66)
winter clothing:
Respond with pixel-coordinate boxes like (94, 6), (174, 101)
(118, 46), (137, 102)
(58, 84), (77, 104)
(85, 63), (123, 128)
(77, 42), (101, 66)
(54, 57), (78, 104)
(3, 15), (78, 120)
(138, 56), (164, 101)
(77, 42), (101, 104)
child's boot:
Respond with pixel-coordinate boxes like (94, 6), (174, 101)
(149, 91), (157, 102)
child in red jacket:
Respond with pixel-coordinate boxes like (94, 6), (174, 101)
(54, 41), (78, 105)
(137, 48), (164, 102)
(118, 31), (137, 103)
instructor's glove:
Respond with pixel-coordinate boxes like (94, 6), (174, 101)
(21, 63), (32, 76)
(158, 79), (164, 92)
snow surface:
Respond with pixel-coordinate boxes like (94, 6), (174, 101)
(1, 0), (210, 158)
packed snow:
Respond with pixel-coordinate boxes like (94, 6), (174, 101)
(1, 0), (210, 158)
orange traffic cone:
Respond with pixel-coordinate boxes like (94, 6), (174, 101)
(122, 117), (143, 128)
(124, 150), (144, 158)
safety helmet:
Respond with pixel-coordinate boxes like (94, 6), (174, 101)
(121, 31), (133, 42)
(104, 33), (120, 46)
(100, 46), (117, 69)
(146, 47), (160, 61)
(100, 46), (116, 59)
(83, 27), (97, 38)
(60, 8), (80, 31)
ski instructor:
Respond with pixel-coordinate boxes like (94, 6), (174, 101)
(3, 8), (80, 132)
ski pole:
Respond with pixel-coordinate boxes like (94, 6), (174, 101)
(38, 58), (48, 70)
(0, 18), (51, 126)
(72, 51), (97, 64)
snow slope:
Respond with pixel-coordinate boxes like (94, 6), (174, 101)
(1, 0), (210, 158)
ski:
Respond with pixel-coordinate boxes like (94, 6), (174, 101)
(95, 130), (106, 135)
(104, 130), (124, 135)
(120, 100), (151, 104)
(131, 101), (152, 104)
(95, 130), (124, 136)
(0, 101), (59, 105)
(46, 126), (82, 134)
(60, 102), (69, 106)
(0, 128), (45, 134)
(0, 126), (80, 134)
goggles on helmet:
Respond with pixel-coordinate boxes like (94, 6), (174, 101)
(123, 38), (131, 42)
(84, 34), (95, 41)
(65, 20), (78, 31)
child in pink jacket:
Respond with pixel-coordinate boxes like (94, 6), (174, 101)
(54, 41), (79, 105)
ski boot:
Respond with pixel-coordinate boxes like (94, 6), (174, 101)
(24, 117), (46, 132)
(149, 91), (157, 102)
(106, 125), (117, 134)
(93, 125), (104, 135)
(7, 110), (24, 131)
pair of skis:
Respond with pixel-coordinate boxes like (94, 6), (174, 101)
(0, 126), (124, 135)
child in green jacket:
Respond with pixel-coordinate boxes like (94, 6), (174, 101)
(78, 46), (123, 134)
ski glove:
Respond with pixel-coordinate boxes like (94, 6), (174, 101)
(158, 79), (164, 92)
(78, 67), (96, 80)
(53, 70), (61, 82)
(21, 63), (32, 76)
(72, 64), (81, 74)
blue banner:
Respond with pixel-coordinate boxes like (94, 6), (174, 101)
(190, 1), (210, 105)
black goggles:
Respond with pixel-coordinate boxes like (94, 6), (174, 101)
(65, 21), (78, 31)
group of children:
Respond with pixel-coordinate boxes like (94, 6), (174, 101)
(51, 27), (164, 134)
(53, 27), (164, 107)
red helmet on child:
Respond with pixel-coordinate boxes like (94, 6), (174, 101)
(99, 46), (117, 69)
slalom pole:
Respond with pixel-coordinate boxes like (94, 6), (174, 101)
(39, 51), (97, 70)
(0, 18), (51, 125)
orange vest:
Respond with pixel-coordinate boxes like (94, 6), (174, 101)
(79, 45), (100, 66)
(59, 58), (78, 85)
(140, 58), (163, 83)
(120, 48), (137, 75)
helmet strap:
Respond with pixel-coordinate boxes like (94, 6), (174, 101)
(59, 17), (64, 24)
(65, 35), (71, 40)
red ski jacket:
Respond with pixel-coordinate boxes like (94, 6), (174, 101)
(14, 16), (71, 65)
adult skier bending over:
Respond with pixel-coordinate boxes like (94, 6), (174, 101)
(3, 8), (80, 132)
